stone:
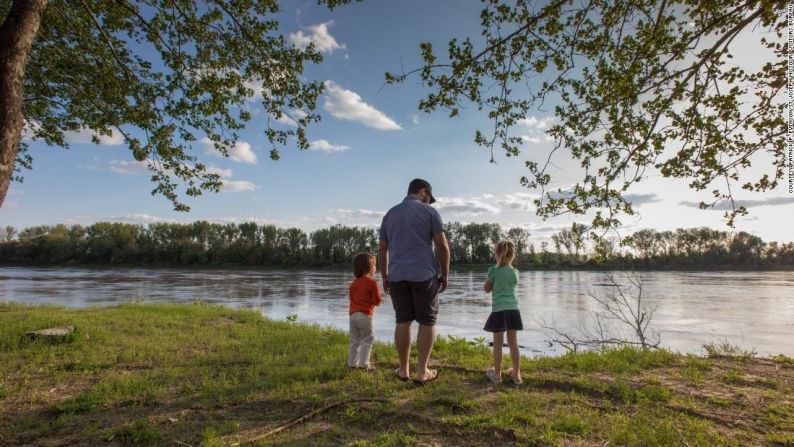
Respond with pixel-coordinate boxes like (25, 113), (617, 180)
(26, 325), (76, 338)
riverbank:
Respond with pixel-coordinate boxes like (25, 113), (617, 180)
(1, 304), (792, 446)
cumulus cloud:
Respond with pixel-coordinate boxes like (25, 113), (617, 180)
(272, 109), (308, 127)
(205, 165), (233, 178)
(64, 127), (124, 146)
(201, 137), (257, 164)
(497, 192), (536, 211)
(624, 193), (662, 206)
(332, 209), (385, 220)
(517, 116), (555, 144)
(289, 21), (346, 54)
(106, 213), (178, 224)
(22, 121), (124, 145)
(679, 196), (794, 210)
(323, 81), (402, 130)
(21, 120), (40, 140)
(109, 160), (151, 176)
(107, 158), (254, 194)
(309, 139), (351, 153)
(220, 180), (258, 193)
(434, 197), (501, 216)
(517, 116), (553, 130)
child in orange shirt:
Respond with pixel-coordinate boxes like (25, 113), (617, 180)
(348, 252), (383, 370)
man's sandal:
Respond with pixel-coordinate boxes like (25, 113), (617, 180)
(413, 369), (438, 386)
(394, 367), (409, 382)
(507, 368), (523, 385)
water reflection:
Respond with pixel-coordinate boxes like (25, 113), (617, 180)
(0, 267), (792, 356)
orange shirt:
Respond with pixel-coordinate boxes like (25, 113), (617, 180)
(349, 275), (382, 316)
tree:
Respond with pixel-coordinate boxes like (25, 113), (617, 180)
(0, 225), (16, 242)
(506, 226), (529, 262)
(391, 0), (784, 229)
(0, 0), (350, 210)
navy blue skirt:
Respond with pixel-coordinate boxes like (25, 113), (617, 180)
(483, 309), (524, 332)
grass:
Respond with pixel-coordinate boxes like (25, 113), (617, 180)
(703, 340), (757, 361)
(1, 303), (792, 446)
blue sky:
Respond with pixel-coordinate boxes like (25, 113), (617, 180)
(3, 0), (793, 243)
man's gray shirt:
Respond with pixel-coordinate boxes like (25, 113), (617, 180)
(379, 195), (444, 283)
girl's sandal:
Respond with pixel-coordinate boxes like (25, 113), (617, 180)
(506, 368), (523, 385)
(486, 367), (502, 384)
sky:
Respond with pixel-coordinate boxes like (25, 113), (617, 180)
(2, 0), (793, 243)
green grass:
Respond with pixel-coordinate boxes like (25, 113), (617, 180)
(703, 340), (757, 361)
(0, 303), (790, 446)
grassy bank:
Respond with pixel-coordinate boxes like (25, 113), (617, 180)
(1, 304), (792, 446)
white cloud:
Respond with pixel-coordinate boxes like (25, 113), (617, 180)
(309, 139), (351, 153)
(332, 209), (385, 220)
(21, 120), (40, 140)
(434, 197), (501, 216)
(679, 196), (794, 210)
(243, 78), (264, 101)
(520, 135), (542, 144)
(108, 158), (253, 194)
(64, 127), (124, 146)
(205, 165), (233, 178)
(107, 213), (177, 224)
(517, 116), (553, 130)
(201, 137), (257, 164)
(411, 114), (420, 125)
(23, 121), (124, 146)
(289, 21), (346, 54)
(623, 193), (662, 206)
(323, 81), (402, 130)
(497, 192), (536, 211)
(109, 160), (151, 176)
(220, 180), (258, 193)
(272, 109), (308, 127)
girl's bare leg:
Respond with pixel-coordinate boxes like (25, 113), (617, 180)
(492, 331), (504, 376)
(507, 329), (522, 383)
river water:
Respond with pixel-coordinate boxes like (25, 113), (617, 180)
(0, 267), (791, 356)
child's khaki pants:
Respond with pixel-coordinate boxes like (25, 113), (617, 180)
(348, 312), (374, 368)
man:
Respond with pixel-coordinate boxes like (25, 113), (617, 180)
(378, 178), (450, 384)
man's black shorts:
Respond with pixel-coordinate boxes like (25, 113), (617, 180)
(390, 277), (440, 325)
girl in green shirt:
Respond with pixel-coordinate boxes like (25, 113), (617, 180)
(483, 240), (523, 385)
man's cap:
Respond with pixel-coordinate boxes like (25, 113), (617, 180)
(409, 178), (435, 204)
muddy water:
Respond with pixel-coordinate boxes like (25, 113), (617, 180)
(0, 267), (791, 356)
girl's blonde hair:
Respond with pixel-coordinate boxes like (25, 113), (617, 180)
(494, 240), (516, 266)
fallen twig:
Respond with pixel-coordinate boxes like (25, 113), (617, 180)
(231, 398), (388, 444)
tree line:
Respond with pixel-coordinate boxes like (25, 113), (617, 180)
(0, 221), (792, 269)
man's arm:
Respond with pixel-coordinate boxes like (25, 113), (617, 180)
(433, 231), (450, 293)
(378, 239), (390, 294)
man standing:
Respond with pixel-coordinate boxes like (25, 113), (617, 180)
(379, 178), (450, 384)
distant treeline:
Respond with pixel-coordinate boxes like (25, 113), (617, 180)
(0, 222), (791, 269)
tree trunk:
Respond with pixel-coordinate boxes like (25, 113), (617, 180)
(0, 0), (47, 209)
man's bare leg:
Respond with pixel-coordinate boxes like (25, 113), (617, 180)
(415, 323), (437, 381)
(395, 321), (412, 379)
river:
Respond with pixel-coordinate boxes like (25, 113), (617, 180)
(0, 267), (791, 356)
